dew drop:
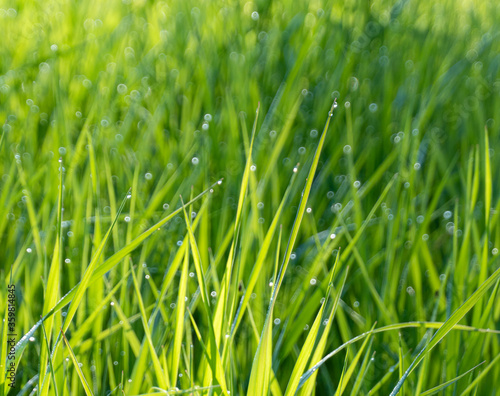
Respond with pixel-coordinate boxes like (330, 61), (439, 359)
(117, 84), (127, 94)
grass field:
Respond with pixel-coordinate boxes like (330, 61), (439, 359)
(1, 0), (500, 394)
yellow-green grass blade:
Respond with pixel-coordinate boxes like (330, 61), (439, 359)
(298, 276), (350, 396)
(129, 260), (170, 390)
(274, 99), (338, 306)
(247, 216), (283, 396)
(389, 262), (500, 396)
(230, 165), (299, 338)
(349, 348), (375, 396)
(287, 254), (344, 396)
(420, 361), (485, 396)
(38, 157), (64, 395)
(314, 299), (372, 396)
(61, 329), (94, 396)
(170, 243), (189, 382)
(335, 348), (349, 396)
(181, 197), (229, 395)
(246, 289), (275, 396)
(39, 317), (59, 396)
(214, 103), (260, 347)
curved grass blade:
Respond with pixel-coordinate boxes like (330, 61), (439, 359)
(297, 320), (499, 388)
(389, 263), (500, 396)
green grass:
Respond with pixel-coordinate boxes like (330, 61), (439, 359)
(1, 0), (500, 395)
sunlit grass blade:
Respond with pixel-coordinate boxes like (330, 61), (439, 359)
(170, 243), (189, 381)
(333, 322), (375, 396)
(61, 329), (94, 396)
(129, 260), (169, 389)
(39, 318), (59, 396)
(213, 103), (260, 347)
(272, 99), (337, 300)
(38, 157), (64, 395)
(290, 256), (345, 396)
(335, 348), (349, 396)
(180, 197), (229, 395)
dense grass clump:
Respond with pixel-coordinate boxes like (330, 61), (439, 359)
(1, 0), (500, 395)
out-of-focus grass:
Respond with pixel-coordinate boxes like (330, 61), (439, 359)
(1, 0), (500, 395)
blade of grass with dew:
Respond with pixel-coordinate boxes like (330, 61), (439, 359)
(334, 348), (349, 396)
(181, 197), (229, 395)
(213, 103), (260, 348)
(170, 242), (189, 382)
(248, 99), (338, 396)
(296, 320), (499, 390)
(474, 128), (492, 323)
(247, 221), (283, 396)
(38, 158), (64, 396)
(61, 329), (94, 396)
(286, 254), (344, 396)
(229, 165), (299, 343)
(389, 261), (500, 396)
(273, 98), (338, 307)
(349, 348), (375, 396)
(327, 321), (375, 396)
